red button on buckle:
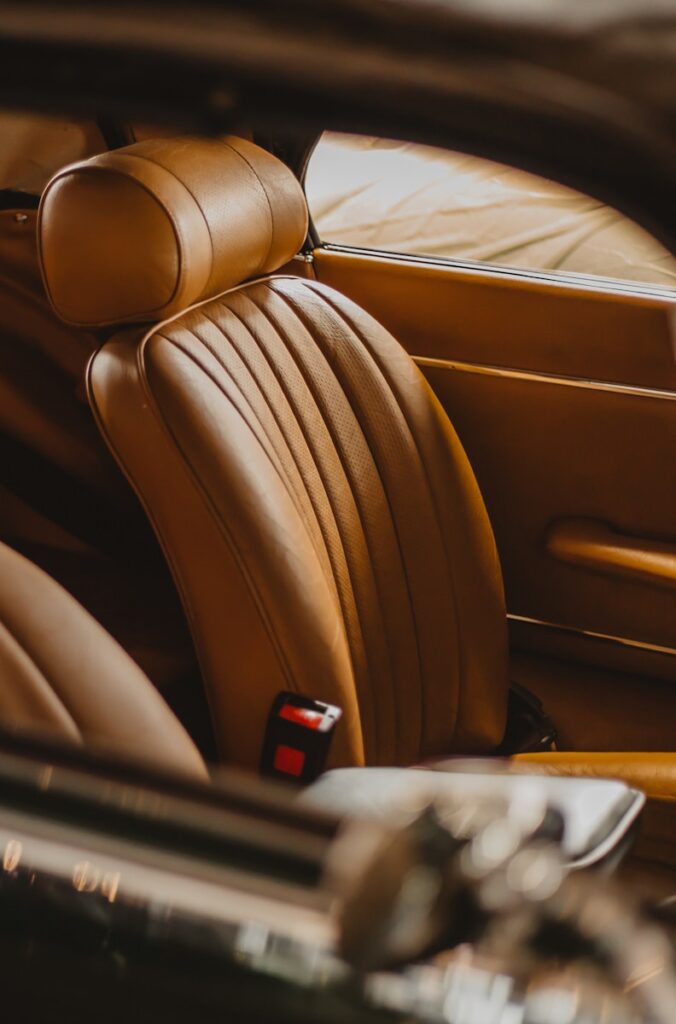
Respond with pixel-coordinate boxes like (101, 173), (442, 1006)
(279, 704), (324, 730)
(261, 692), (343, 783)
(273, 744), (306, 777)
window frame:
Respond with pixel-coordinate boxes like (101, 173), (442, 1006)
(303, 133), (676, 302)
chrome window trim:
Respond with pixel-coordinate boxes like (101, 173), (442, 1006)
(508, 613), (676, 660)
(320, 243), (676, 303)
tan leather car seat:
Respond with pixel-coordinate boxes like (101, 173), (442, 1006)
(0, 539), (207, 780)
(38, 136), (508, 772)
(0, 204), (206, 741)
(35, 134), (676, 808)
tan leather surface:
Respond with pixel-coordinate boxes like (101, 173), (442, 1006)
(421, 363), (676, 654)
(547, 517), (676, 590)
(313, 249), (676, 390)
(510, 650), (676, 752)
(89, 276), (508, 770)
(314, 249), (676, 665)
(39, 137), (308, 328)
(0, 207), (200, 696)
(0, 541), (207, 780)
(509, 617), (676, 685)
(514, 751), (676, 803)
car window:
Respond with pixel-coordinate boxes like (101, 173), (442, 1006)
(305, 132), (676, 291)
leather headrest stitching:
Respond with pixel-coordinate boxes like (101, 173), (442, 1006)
(38, 136), (309, 328)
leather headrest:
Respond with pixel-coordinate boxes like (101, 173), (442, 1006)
(38, 136), (309, 328)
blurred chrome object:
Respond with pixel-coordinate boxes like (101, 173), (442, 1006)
(0, 736), (354, 1023)
(0, 734), (672, 1023)
(302, 762), (643, 869)
(326, 778), (564, 970)
(328, 786), (676, 1024)
(366, 959), (644, 1023)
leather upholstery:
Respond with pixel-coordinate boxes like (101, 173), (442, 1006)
(312, 248), (676, 391)
(30, 136), (500, 770)
(514, 752), (676, 803)
(37, 136), (676, 801)
(314, 248), (676, 676)
(87, 273), (508, 770)
(510, 651), (676, 753)
(0, 540), (207, 779)
(39, 137), (308, 328)
(0, 206), (200, 698)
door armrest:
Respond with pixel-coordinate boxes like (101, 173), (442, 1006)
(547, 518), (676, 589)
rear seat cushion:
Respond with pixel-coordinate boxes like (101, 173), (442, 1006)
(0, 540), (208, 780)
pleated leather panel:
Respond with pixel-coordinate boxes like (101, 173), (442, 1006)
(89, 276), (508, 768)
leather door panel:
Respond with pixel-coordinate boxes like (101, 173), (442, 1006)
(313, 248), (676, 720)
(313, 250), (676, 389)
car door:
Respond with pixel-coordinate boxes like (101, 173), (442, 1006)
(303, 133), (676, 753)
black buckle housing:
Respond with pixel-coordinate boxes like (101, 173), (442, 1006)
(260, 692), (342, 785)
(497, 682), (558, 755)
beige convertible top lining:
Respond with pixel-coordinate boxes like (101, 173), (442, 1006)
(306, 133), (676, 290)
(1, 117), (673, 290)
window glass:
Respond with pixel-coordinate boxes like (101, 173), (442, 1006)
(305, 132), (676, 290)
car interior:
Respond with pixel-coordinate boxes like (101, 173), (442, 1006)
(1, 112), (675, 899)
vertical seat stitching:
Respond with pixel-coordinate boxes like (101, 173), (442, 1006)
(202, 299), (338, 591)
(168, 322), (304, 522)
(254, 281), (411, 762)
(239, 289), (382, 756)
(300, 279), (465, 747)
(189, 306), (333, 582)
(146, 326), (302, 696)
(219, 292), (364, 608)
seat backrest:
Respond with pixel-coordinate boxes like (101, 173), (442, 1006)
(0, 540), (207, 779)
(39, 137), (509, 771)
(0, 204), (199, 700)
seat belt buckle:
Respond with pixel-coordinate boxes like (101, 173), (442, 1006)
(497, 682), (558, 755)
(260, 692), (342, 785)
